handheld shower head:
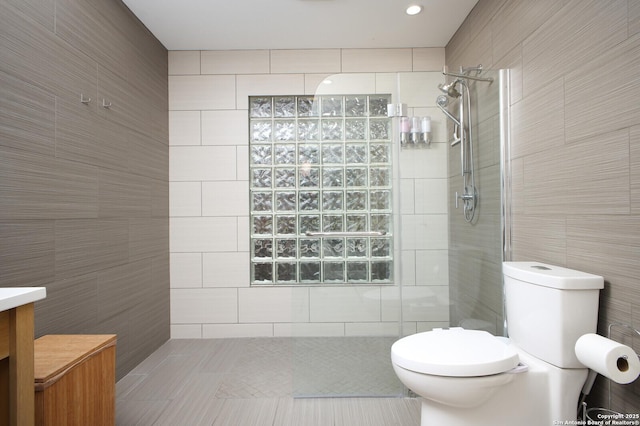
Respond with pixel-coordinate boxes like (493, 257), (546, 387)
(436, 96), (461, 127)
(438, 80), (461, 98)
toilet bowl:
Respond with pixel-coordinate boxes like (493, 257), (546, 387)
(391, 328), (520, 408)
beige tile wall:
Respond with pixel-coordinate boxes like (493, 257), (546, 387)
(168, 48), (452, 339)
(448, 0), (640, 413)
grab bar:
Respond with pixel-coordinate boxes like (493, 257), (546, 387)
(305, 231), (386, 237)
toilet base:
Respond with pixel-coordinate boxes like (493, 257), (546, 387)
(417, 354), (588, 426)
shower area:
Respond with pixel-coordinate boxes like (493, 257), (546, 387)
(244, 67), (510, 398)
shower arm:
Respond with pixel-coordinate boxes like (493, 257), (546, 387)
(442, 67), (494, 83)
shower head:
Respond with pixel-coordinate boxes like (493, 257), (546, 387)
(435, 95), (461, 127)
(436, 95), (449, 107)
(438, 80), (461, 98)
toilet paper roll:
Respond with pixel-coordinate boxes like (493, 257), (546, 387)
(575, 333), (640, 384)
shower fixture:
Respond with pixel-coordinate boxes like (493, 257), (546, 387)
(436, 95), (461, 127)
(437, 65), (493, 223)
(438, 81), (462, 98)
(442, 64), (494, 83)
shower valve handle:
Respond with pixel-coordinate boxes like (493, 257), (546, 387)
(455, 191), (475, 209)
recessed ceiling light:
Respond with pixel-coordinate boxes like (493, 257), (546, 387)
(406, 4), (423, 15)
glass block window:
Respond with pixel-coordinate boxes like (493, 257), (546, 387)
(249, 95), (393, 285)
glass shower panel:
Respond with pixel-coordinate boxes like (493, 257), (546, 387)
(286, 71), (451, 398)
(285, 73), (406, 398)
(447, 69), (510, 337)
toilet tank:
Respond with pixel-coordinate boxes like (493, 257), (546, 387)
(503, 262), (604, 369)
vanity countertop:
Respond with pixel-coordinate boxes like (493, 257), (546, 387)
(0, 287), (46, 312)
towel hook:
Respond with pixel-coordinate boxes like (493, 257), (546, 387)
(80, 93), (91, 105)
(102, 99), (112, 109)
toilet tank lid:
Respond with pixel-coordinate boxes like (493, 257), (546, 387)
(503, 262), (604, 290)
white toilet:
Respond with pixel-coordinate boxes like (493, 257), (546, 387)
(391, 261), (604, 426)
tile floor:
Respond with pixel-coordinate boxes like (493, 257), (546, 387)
(116, 337), (420, 425)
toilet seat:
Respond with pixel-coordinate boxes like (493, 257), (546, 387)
(391, 328), (520, 377)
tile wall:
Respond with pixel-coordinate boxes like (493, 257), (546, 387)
(447, 0), (640, 414)
(0, 0), (169, 379)
(169, 48), (451, 338)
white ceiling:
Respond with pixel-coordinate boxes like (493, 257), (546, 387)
(122, 0), (479, 51)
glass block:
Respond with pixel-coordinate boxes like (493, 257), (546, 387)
(276, 216), (296, 234)
(253, 239), (273, 258)
(297, 120), (319, 141)
(276, 239), (297, 258)
(322, 120), (343, 141)
(275, 121), (296, 141)
(274, 144), (296, 164)
(253, 215), (272, 235)
(345, 119), (366, 140)
(251, 121), (272, 142)
(371, 214), (391, 233)
(275, 168), (296, 188)
(276, 262), (297, 282)
(249, 94), (395, 286)
(369, 119), (391, 140)
(346, 168), (367, 187)
(274, 97), (295, 117)
(299, 191), (319, 211)
(324, 262), (344, 282)
(323, 238), (344, 257)
(323, 215), (343, 232)
(321, 96), (343, 117)
(323, 191), (343, 211)
(300, 262), (320, 281)
(300, 239), (320, 258)
(345, 96), (366, 117)
(346, 191), (367, 210)
(322, 144), (343, 164)
(322, 168), (343, 187)
(369, 96), (390, 117)
(371, 237), (391, 257)
(299, 144), (319, 164)
(370, 144), (390, 163)
(252, 192), (272, 212)
(347, 262), (368, 282)
(371, 261), (392, 281)
(297, 96), (318, 117)
(251, 145), (272, 165)
(252, 169), (272, 188)
(276, 191), (296, 211)
(345, 143), (367, 163)
(370, 190), (391, 210)
(299, 167), (319, 187)
(347, 238), (367, 257)
(250, 97), (272, 117)
(299, 215), (320, 233)
(346, 214), (367, 232)
(370, 167), (390, 187)
(253, 262), (273, 283)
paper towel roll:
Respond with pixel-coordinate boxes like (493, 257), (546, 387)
(575, 333), (640, 384)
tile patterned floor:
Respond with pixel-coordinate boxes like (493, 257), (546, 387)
(116, 337), (420, 425)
